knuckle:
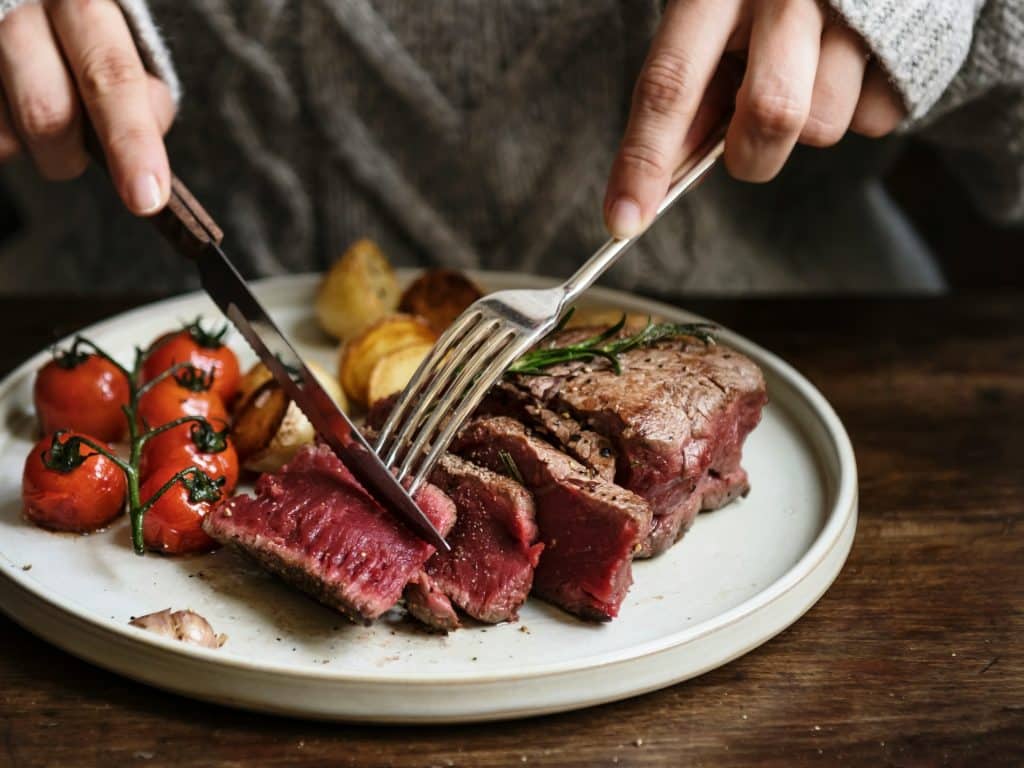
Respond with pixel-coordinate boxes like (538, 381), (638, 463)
(103, 123), (154, 157)
(634, 51), (694, 117)
(18, 95), (74, 142)
(801, 114), (845, 147)
(78, 45), (141, 101)
(744, 90), (808, 138)
(617, 141), (671, 180)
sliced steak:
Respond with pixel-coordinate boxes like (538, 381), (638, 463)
(203, 444), (456, 625)
(482, 383), (618, 482)
(410, 454), (543, 628)
(506, 330), (767, 556)
(404, 571), (460, 632)
(453, 416), (652, 621)
(366, 406), (544, 630)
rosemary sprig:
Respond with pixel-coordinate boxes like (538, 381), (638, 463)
(506, 314), (716, 376)
(498, 449), (525, 485)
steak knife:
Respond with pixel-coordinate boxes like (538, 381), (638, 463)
(116, 169), (450, 552)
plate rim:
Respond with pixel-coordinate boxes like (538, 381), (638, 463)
(0, 272), (857, 687)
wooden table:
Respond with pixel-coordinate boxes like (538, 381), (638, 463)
(1, 294), (1021, 767)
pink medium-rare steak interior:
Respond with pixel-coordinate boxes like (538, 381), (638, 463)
(203, 444), (456, 625)
(453, 417), (652, 621)
(413, 454), (544, 627)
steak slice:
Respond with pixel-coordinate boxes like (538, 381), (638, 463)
(404, 571), (460, 632)
(407, 454), (543, 629)
(482, 383), (618, 482)
(453, 416), (652, 621)
(203, 444), (456, 625)
(363, 415), (544, 631)
(506, 329), (767, 556)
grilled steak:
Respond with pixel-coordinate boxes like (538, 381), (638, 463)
(482, 383), (618, 482)
(505, 329), (767, 556)
(410, 454), (543, 628)
(404, 571), (460, 632)
(453, 416), (652, 621)
(203, 444), (456, 625)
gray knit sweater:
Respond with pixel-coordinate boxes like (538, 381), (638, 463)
(0, 0), (1021, 295)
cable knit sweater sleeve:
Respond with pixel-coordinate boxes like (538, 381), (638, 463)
(833, 0), (1024, 222)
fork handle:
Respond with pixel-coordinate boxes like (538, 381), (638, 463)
(561, 122), (728, 306)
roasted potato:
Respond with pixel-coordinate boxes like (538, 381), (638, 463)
(315, 239), (400, 340)
(231, 360), (346, 472)
(398, 269), (483, 334)
(366, 342), (433, 407)
(231, 380), (289, 460)
(339, 314), (436, 407)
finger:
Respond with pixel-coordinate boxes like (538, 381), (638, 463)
(604, 0), (742, 238)
(0, 3), (86, 179)
(147, 75), (176, 135)
(850, 63), (906, 138)
(48, 0), (169, 215)
(800, 22), (869, 147)
(725, 0), (824, 182)
(0, 90), (23, 162)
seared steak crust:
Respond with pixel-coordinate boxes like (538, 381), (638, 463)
(505, 329), (767, 555)
(482, 383), (618, 482)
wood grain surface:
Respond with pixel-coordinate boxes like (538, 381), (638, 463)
(0, 295), (1020, 768)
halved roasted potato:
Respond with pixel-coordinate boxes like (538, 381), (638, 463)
(339, 314), (437, 407)
(398, 268), (483, 334)
(366, 342), (433, 407)
(315, 239), (400, 341)
(231, 380), (290, 460)
(231, 360), (346, 472)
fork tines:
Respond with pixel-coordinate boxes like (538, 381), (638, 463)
(374, 308), (525, 494)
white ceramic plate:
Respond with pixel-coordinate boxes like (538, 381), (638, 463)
(0, 272), (856, 723)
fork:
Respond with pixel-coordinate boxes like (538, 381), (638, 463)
(374, 125), (727, 495)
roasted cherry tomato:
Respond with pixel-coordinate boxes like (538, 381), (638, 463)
(140, 463), (222, 554)
(136, 368), (228, 434)
(33, 352), (130, 442)
(22, 431), (126, 532)
(143, 319), (241, 404)
(141, 421), (239, 494)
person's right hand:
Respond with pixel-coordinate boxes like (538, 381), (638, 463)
(0, 0), (175, 215)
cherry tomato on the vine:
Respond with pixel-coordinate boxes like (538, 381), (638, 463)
(34, 352), (130, 442)
(22, 431), (126, 533)
(140, 464), (222, 554)
(136, 369), (228, 434)
(143, 320), (241, 405)
(141, 423), (239, 494)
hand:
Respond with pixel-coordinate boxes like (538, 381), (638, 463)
(0, 0), (175, 215)
(604, 0), (907, 238)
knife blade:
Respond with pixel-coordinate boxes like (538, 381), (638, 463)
(152, 178), (450, 552)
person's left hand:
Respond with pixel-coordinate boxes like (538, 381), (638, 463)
(604, 0), (907, 238)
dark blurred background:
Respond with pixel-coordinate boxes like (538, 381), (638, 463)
(883, 141), (1023, 293)
(0, 137), (1020, 294)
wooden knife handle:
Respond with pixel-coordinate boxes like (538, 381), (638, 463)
(156, 176), (224, 256)
(83, 125), (223, 259)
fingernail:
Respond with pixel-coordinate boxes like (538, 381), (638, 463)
(129, 172), (162, 214)
(608, 198), (643, 239)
